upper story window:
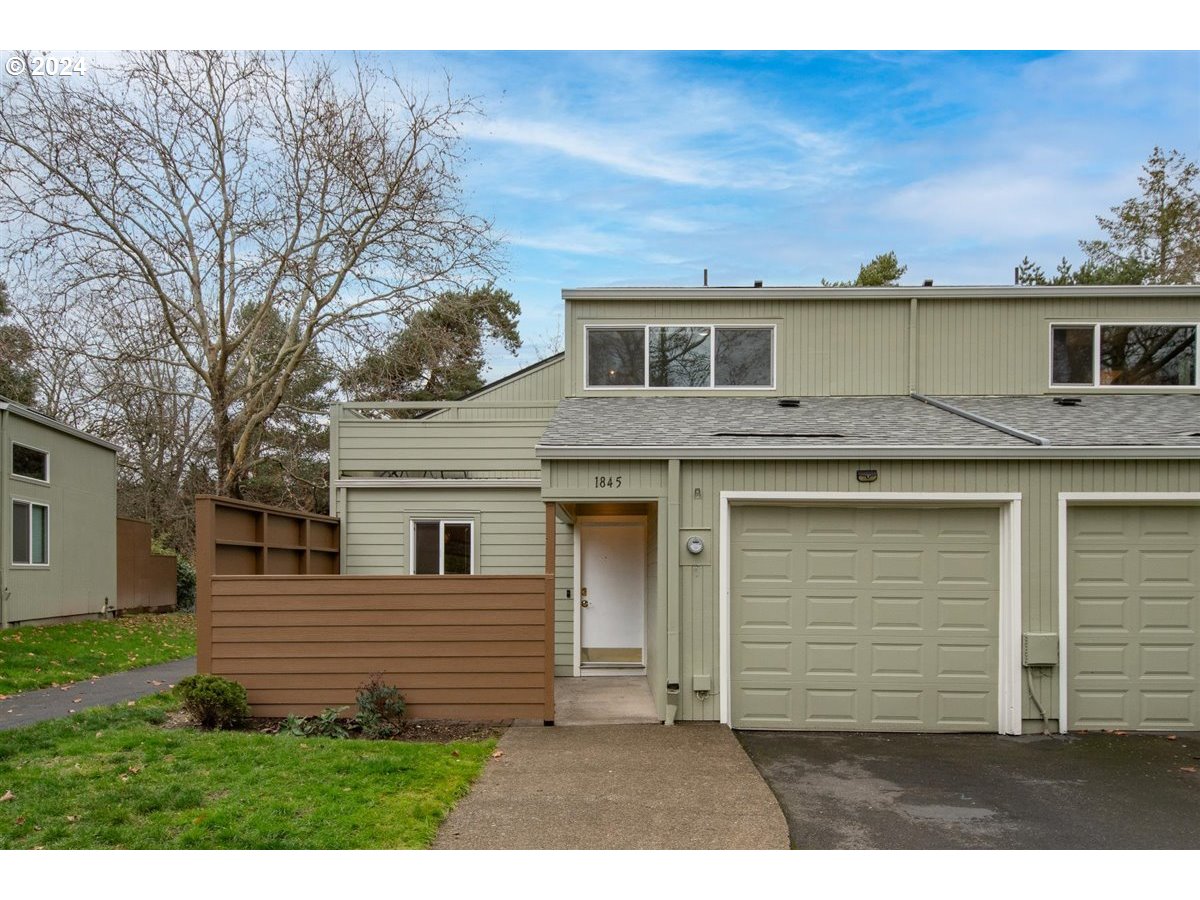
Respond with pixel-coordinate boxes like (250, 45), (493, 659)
(11, 443), (48, 481)
(1051, 323), (1198, 388)
(585, 325), (774, 389)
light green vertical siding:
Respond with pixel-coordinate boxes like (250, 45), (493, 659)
(553, 514), (574, 676)
(915, 296), (1200, 395)
(563, 294), (1200, 397)
(1, 413), (117, 626)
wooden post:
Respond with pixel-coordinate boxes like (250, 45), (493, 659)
(544, 501), (556, 725)
(194, 496), (215, 674)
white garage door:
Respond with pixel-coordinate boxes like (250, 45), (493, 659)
(1068, 505), (1200, 731)
(730, 504), (1001, 731)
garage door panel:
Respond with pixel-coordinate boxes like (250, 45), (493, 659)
(1068, 505), (1200, 731)
(937, 596), (993, 631)
(732, 505), (1000, 732)
(870, 595), (925, 630)
(804, 595), (859, 629)
(1140, 597), (1196, 631)
(737, 593), (792, 628)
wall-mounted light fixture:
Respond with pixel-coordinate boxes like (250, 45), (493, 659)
(856, 469), (879, 484)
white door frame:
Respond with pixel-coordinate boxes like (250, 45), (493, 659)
(573, 514), (647, 676)
(1056, 492), (1200, 734)
(719, 491), (1024, 735)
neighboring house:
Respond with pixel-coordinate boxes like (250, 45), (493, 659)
(0, 397), (118, 627)
(329, 284), (1200, 735)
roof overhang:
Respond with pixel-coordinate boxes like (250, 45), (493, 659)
(562, 285), (1200, 302)
(0, 400), (120, 452)
(536, 444), (1200, 460)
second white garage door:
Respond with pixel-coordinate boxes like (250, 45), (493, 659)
(730, 504), (1001, 731)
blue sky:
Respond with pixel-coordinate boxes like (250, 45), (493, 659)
(391, 51), (1200, 374)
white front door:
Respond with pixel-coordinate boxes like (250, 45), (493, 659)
(580, 520), (645, 666)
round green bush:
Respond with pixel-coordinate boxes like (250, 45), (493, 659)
(175, 674), (250, 730)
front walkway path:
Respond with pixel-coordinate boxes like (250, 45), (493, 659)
(435, 723), (789, 849)
(0, 657), (195, 731)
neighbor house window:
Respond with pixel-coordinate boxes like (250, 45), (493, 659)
(1051, 323), (1198, 387)
(586, 325), (775, 389)
(11, 444), (48, 481)
(410, 519), (473, 574)
(12, 500), (48, 566)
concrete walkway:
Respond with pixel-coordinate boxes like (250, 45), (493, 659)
(554, 676), (660, 725)
(0, 656), (195, 731)
(436, 723), (789, 849)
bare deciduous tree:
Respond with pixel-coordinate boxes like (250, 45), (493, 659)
(0, 50), (499, 496)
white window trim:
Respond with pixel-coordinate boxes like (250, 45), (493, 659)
(408, 518), (475, 575)
(11, 497), (50, 568)
(1056, 492), (1200, 734)
(583, 323), (777, 391)
(10, 441), (50, 485)
(718, 491), (1024, 736)
(1048, 321), (1200, 390)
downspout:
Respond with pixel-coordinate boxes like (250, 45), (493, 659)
(665, 457), (681, 724)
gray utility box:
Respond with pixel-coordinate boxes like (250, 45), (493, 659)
(1023, 632), (1059, 667)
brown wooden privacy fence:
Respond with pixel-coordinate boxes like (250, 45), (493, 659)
(201, 575), (552, 720)
(195, 496), (555, 722)
(116, 518), (177, 613)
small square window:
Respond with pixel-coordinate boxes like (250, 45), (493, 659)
(12, 444), (48, 481)
(1051, 326), (1095, 386)
(587, 328), (645, 386)
(411, 519), (474, 575)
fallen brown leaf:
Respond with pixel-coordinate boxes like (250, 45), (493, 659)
(491, 750), (504, 759)
(148, 680), (164, 686)
(72, 697), (83, 703)
(451, 750), (460, 758)
(126, 701), (135, 707)
(0, 790), (13, 802)
(1181, 766), (1197, 774)
(14, 816), (24, 826)
(66, 815), (78, 823)
(1167, 735), (1178, 741)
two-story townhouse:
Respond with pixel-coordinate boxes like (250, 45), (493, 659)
(330, 284), (1200, 735)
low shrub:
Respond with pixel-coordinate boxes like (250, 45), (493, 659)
(175, 674), (250, 730)
(305, 706), (350, 739)
(354, 675), (407, 738)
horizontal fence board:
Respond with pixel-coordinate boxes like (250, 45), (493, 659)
(214, 624), (543, 642)
(211, 576), (544, 596)
(212, 593), (547, 612)
(211, 640), (545, 659)
(212, 609), (545, 627)
(236, 672), (544, 690)
(211, 656), (543, 675)
(244, 687), (545, 705)
(251, 703), (543, 720)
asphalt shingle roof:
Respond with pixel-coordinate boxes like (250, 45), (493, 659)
(538, 397), (1028, 449)
(537, 394), (1200, 451)
(936, 395), (1200, 447)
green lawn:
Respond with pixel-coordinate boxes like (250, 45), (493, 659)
(0, 614), (196, 696)
(0, 695), (495, 849)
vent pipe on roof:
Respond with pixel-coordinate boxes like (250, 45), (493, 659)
(923, 278), (934, 287)
(754, 280), (763, 288)
(703, 268), (708, 287)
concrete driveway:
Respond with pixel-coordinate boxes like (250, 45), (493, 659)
(737, 730), (1200, 849)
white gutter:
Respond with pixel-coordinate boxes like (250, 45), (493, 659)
(562, 284), (1200, 302)
(535, 444), (1200, 460)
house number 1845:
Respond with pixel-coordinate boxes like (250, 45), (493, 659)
(594, 475), (623, 488)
